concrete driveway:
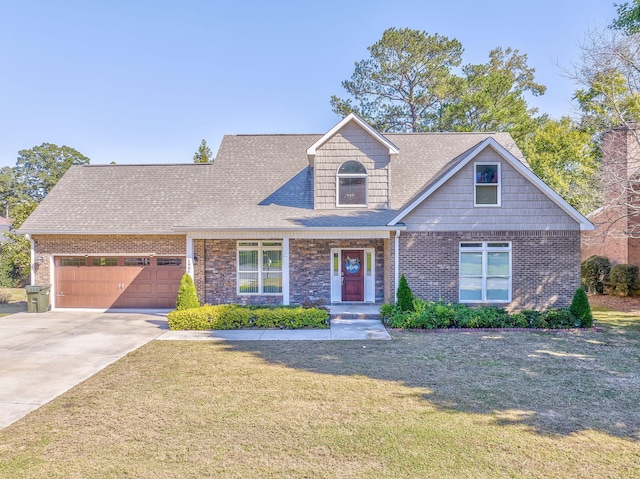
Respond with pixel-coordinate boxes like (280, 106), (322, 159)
(0, 309), (169, 430)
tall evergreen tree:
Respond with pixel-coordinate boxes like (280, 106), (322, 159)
(331, 28), (464, 132)
(331, 28), (545, 137)
(193, 139), (214, 163)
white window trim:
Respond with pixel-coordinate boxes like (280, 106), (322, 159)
(474, 162), (501, 207)
(336, 161), (368, 208)
(459, 241), (511, 303)
(237, 241), (283, 295)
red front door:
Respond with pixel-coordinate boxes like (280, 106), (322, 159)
(341, 250), (364, 302)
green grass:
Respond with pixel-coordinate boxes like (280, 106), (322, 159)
(0, 308), (639, 477)
(0, 287), (27, 316)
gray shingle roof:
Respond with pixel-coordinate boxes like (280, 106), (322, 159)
(19, 130), (525, 234)
(19, 163), (220, 234)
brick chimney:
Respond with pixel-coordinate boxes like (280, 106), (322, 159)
(583, 124), (640, 265)
(602, 125), (640, 208)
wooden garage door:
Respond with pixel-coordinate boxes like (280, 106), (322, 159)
(55, 256), (185, 308)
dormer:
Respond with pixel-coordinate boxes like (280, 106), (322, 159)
(307, 113), (399, 210)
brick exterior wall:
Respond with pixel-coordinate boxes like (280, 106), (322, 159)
(32, 234), (186, 285)
(397, 230), (581, 311)
(34, 232), (578, 311)
(289, 238), (384, 304)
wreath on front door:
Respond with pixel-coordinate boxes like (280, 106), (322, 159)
(344, 256), (361, 274)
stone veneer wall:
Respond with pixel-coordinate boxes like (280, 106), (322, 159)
(193, 239), (206, 304)
(289, 238), (385, 304)
(32, 234), (186, 285)
(202, 239), (283, 306)
(397, 230), (581, 311)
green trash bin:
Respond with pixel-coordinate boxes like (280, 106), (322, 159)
(25, 285), (51, 313)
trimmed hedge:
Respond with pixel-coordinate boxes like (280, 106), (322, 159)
(381, 298), (586, 329)
(167, 304), (329, 330)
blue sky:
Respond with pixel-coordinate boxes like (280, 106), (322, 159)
(0, 1), (618, 167)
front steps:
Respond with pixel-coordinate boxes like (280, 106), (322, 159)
(327, 304), (382, 320)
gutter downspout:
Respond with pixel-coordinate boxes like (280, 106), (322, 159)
(394, 229), (400, 303)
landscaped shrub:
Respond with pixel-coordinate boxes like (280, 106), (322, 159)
(381, 300), (586, 329)
(520, 309), (541, 327)
(168, 305), (216, 330)
(570, 287), (593, 328)
(175, 273), (200, 310)
(379, 302), (394, 319)
(505, 312), (529, 328)
(252, 307), (328, 328)
(396, 274), (414, 312)
(609, 263), (639, 296)
(581, 255), (611, 294)
(210, 304), (254, 329)
(168, 304), (329, 330)
(402, 298), (453, 329)
(540, 308), (578, 329)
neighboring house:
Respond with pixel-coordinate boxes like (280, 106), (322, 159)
(582, 125), (640, 265)
(19, 114), (592, 310)
(0, 216), (10, 242)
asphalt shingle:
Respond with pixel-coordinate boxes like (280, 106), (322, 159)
(19, 130), (524, 234)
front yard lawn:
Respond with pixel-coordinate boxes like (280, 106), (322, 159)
(0, 307), (638, 478)
(0, 287), (27, 317)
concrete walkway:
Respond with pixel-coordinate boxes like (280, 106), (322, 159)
(0, 309), (389, 429)
(158, 318), (390, 341)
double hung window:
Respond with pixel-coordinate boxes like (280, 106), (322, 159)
(237, 241), (283, 294)
(474, 163), (501, 206)
(459, 242), (511, 302)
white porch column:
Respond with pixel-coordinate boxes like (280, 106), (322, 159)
(394, 229), (400, 303)
(27, 235), (35, 286)
(282, 237), (290, 305)
(186, 235), (195, 280)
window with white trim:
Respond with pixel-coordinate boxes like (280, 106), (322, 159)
(337, 160), (367, 206)
(474, 162), (501, 206)
(237, 241), (282, 295)
(459, 242), (511, 302)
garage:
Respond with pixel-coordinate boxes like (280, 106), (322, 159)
(54, 256), (185, 309)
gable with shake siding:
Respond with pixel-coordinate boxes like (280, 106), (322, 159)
(401, 146), (581, 231)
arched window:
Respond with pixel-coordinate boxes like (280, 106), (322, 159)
(337, 161), (367, 206)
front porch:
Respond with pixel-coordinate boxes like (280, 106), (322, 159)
(191, 236), (391, 306)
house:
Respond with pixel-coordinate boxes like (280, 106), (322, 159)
(582, 125), (640, 265)
(19, 114), (592, 310)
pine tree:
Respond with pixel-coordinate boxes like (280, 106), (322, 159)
(176, 273), (200, 310)
(193, 139), (213, 163)
(396, 274), (414, 312)
(569, 287), (593, 328)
